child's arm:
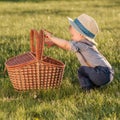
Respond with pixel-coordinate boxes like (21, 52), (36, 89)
(44, 30), (71, 50)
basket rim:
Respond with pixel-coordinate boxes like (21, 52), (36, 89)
(5, 54), (65, 69)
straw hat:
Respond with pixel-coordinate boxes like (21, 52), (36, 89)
(67, 14), (99, 45)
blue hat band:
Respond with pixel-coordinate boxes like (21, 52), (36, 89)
(74, 18), (95, 38)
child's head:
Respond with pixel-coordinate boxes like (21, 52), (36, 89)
(68, 14), (99, 44)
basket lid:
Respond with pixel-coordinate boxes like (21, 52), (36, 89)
(6, 52), (35, 67)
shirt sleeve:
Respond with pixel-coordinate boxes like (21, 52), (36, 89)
(69, 41), (89, 52)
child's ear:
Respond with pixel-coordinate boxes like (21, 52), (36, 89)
(79, 34), (84, 38)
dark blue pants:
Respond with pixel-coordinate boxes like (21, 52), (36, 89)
(78, 66), (114, 90)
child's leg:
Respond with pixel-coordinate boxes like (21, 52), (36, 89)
(78, 67), (97, 90)
(78, 66), (113, 87)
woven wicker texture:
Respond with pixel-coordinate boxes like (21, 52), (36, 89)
(5, 30), (65, 91)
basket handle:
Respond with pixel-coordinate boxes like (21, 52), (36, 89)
(30, 29), (45, 60)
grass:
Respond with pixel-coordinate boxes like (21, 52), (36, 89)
(0, 0), (120, 120)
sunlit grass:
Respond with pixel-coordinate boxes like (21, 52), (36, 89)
(0, 0), (120, 120)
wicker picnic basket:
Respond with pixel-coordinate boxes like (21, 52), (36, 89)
(5, 29), (65, 91)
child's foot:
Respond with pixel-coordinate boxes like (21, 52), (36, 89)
(82, 86), (92, 92)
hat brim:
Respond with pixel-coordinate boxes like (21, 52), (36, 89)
(67, 17), (97, 45)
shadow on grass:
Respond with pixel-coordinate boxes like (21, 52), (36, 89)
(27, 109), (57, 120)
(0, 0), (119, 8)
(0, 0), (75, 2)
(0, 0), (51, 2)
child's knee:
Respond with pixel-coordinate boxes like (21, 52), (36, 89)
(78, 66), (86, 73)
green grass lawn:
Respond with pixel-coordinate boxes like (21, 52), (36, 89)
(0, 0), (120, 120)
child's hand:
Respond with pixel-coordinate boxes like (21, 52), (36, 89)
(43, 29), (55, 48)
(43, 29), (52, 39)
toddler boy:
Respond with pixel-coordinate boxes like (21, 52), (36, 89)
(44, 14), (114, 91)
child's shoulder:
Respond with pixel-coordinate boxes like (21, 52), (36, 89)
(70, 39), (94, 52)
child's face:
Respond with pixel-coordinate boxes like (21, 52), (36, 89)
(69, 25), (84, 41)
